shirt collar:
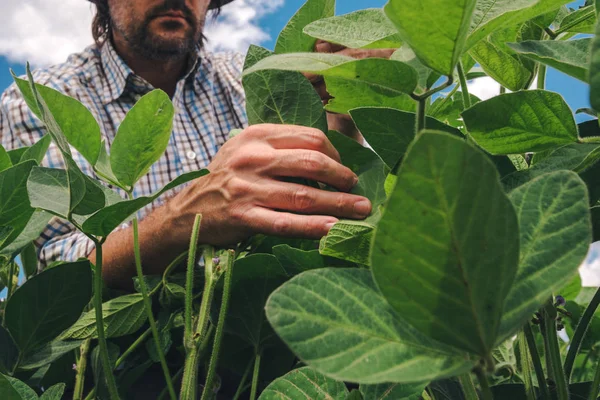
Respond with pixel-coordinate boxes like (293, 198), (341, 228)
(99, 39), (203, 105)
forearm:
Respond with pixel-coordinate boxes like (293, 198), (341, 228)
(88, 204), (188, 291)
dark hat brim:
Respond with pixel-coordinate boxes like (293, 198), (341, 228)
(87, 0), (234, 10)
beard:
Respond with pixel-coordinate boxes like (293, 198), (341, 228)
(110, 0), (206, 60)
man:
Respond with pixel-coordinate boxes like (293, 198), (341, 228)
(0, 0), (378, 289)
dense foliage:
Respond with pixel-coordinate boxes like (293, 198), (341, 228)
(2, 0), (600, 399)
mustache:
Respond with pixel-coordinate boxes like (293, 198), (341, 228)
(146, 0), (195, 24)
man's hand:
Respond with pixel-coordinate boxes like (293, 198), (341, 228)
(308, 40), (396, 141)
(165, 124), (372, 247)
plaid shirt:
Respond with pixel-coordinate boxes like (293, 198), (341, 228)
(0, 40), (247, 268)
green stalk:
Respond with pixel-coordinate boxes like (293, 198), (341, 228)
(73, 338), (91, 400)
(233, 360), (254, 400)
(589, 358), (600, 400)
(250, 353), (262, 400)
(537, 65), (547, 91)
(131, 215), (176, 400)
(416, 98), (427, 134)
(565, 287), (600, 381)
(457, 62), (471, 109)
(201, 250), (235, 400)
(543, 303), (569, 400)
(473, 366), (493, 400)
(426, 387), (438, 400)
(185, 214), (203, 350)
(458, 373), (479, 400)
(555, 9), (596, 36)
(518, 330), (537, 400)
(428, 84), (460, 116)
(500, 86), (506, 95)
(180, 345), (201, 400)
(91, 240), (120, 400)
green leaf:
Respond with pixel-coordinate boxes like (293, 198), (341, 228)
(0, 144), (11, 173)
(61, 294), (147, 339)
(350, 107), (463, 169)
(94, 140), (119, 186)
(0, 373), (37, 400)
(81, 169), (208, 236)
(303, 9), (403, 49)
(39, 383), (66, 400)
(319, 221), (374, 266)
(558, 5), (597, 34)
(91, 342), (119, 400)
(384, 0), (476, 75)
(27, 167), (70, 218)
(19, 339), (83, 370)
(462, 90), (578, 154)
(498, 171), (591, 342)
(466, 0), (572, 51)
(360, 382), (427, 400)
(372, 131), (519, 357)
(469, 39), (532, 91)
(19, 134), (50, 164)
(429, 92), (481, 131)
(274, 0), (335, 54)
(110, 90), (174, 189)
(7, 148), (27, 166)
(391, 47), (440, 93)
(243, 46), (327, 132)
(508, 39), (591, 82)
(0, 325), (18, 374)
(0, 211), (51, 259)
(5, 261), (92, 354)
(20, 242), (37, 278)
(266, 268), (475, 384)
(272, 244), (325, 276)
(259, 367), (348, 400)
(589, 17), (600, 113)
(0, 161), (37, 254)
(347, 390), (363, 400)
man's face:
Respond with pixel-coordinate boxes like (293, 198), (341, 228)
(108, 0), (211, 59)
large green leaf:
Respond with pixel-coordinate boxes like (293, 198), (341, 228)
(590, 16), (600, 113)
(39, 383), (66, 400)
(0, 374), (37, 400)
(27, 167), (70, 218)
(274, 0), (335, 54)
(319, 221), (374, 266)
(81, 169), (208, 236)
(110, 90), (174, 189)
(498, 171), (591, 342)
(4, 260), (92, 354)
(303, 9), (403, 49)
(19, 339), (83, 370)
(20, 242), (37, 279)
(466, 0), (572, 51)
(266, 268), (475, 384)
(372, 131), (519, 357)
(360, 382), (427, 400)
(350, 107), (462, 169)
(462, 90), (578, 154)
(384, 0), (476, 75)
(61, 294), (147, 339)
(0, 211), (51, 259)
(243, 45), (327, 132)
(272, 244), (325, 276)
(0, 145), (11, 173)
(259, 367), (348, 400)
(508, 39), (591, 82)
(0, 161), (37, 251)
(558, 5), (596, 34)
(0, 325), (18, 374)
(469, 39), (532, 91)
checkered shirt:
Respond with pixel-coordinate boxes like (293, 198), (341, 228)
(0, 40), (247, 268)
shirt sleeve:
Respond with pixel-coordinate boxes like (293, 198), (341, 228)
(0, 82), (95, 270)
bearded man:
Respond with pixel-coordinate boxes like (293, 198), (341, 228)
(0, 0), (384, 289)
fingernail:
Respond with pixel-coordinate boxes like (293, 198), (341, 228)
(352, 175), (359, 186)
(325, 222), (337, 231)
(354, 200), (371, 217)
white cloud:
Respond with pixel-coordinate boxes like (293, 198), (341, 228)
(467, 76), (501, 101)
(0, 0), (284, 66)
(580, 242), (600, 287)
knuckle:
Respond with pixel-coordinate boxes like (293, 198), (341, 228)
(306, 129), (327, 148)
(242, 125), (262, 138)
(301, 152), (325, 173)
(225, 177), (251, 199)
(272, 217), (293, 235)
(335, 194), (351, 214)
(291, 188), (316, 211)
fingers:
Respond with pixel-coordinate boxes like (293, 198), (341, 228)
(338, 48), (396, 60)
(243, 207), (339, 239)
(315, 40), (346, 53)
(269, 149), (357, 192)
(258, 181), (372, 219)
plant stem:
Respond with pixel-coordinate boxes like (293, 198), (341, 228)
(416, 98), (427, 134)
(115, 327), (152, 368)
(73, 338), (91, 400)
(250, 353), (262, 400)
(6, 261), (15, 300)
(91, 240), (120, 400)
(458, 373), (479, 400)
(543, 302), (569, 400)
(518, 330), (537, 400)
(473, 366), (493, 400)
(565, 286), (600, 381)
(589, 358), (600, 400)
(185, 214), (202, 350)
(537, 65), (547, 90)
(131, 216), (176, 400)
(233, 360), (254, 400)
(428, 84), (460, 116)
(426, 386), (438, 400)
(457, 62), (471, 109)
(524, 323), (551, 400)
(180, 344), (201, 400)
(201, 250), (235, 400)
(500, 86), (506, 94)
(555, 8), (596, 36)
(194, 247), (216, 344)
